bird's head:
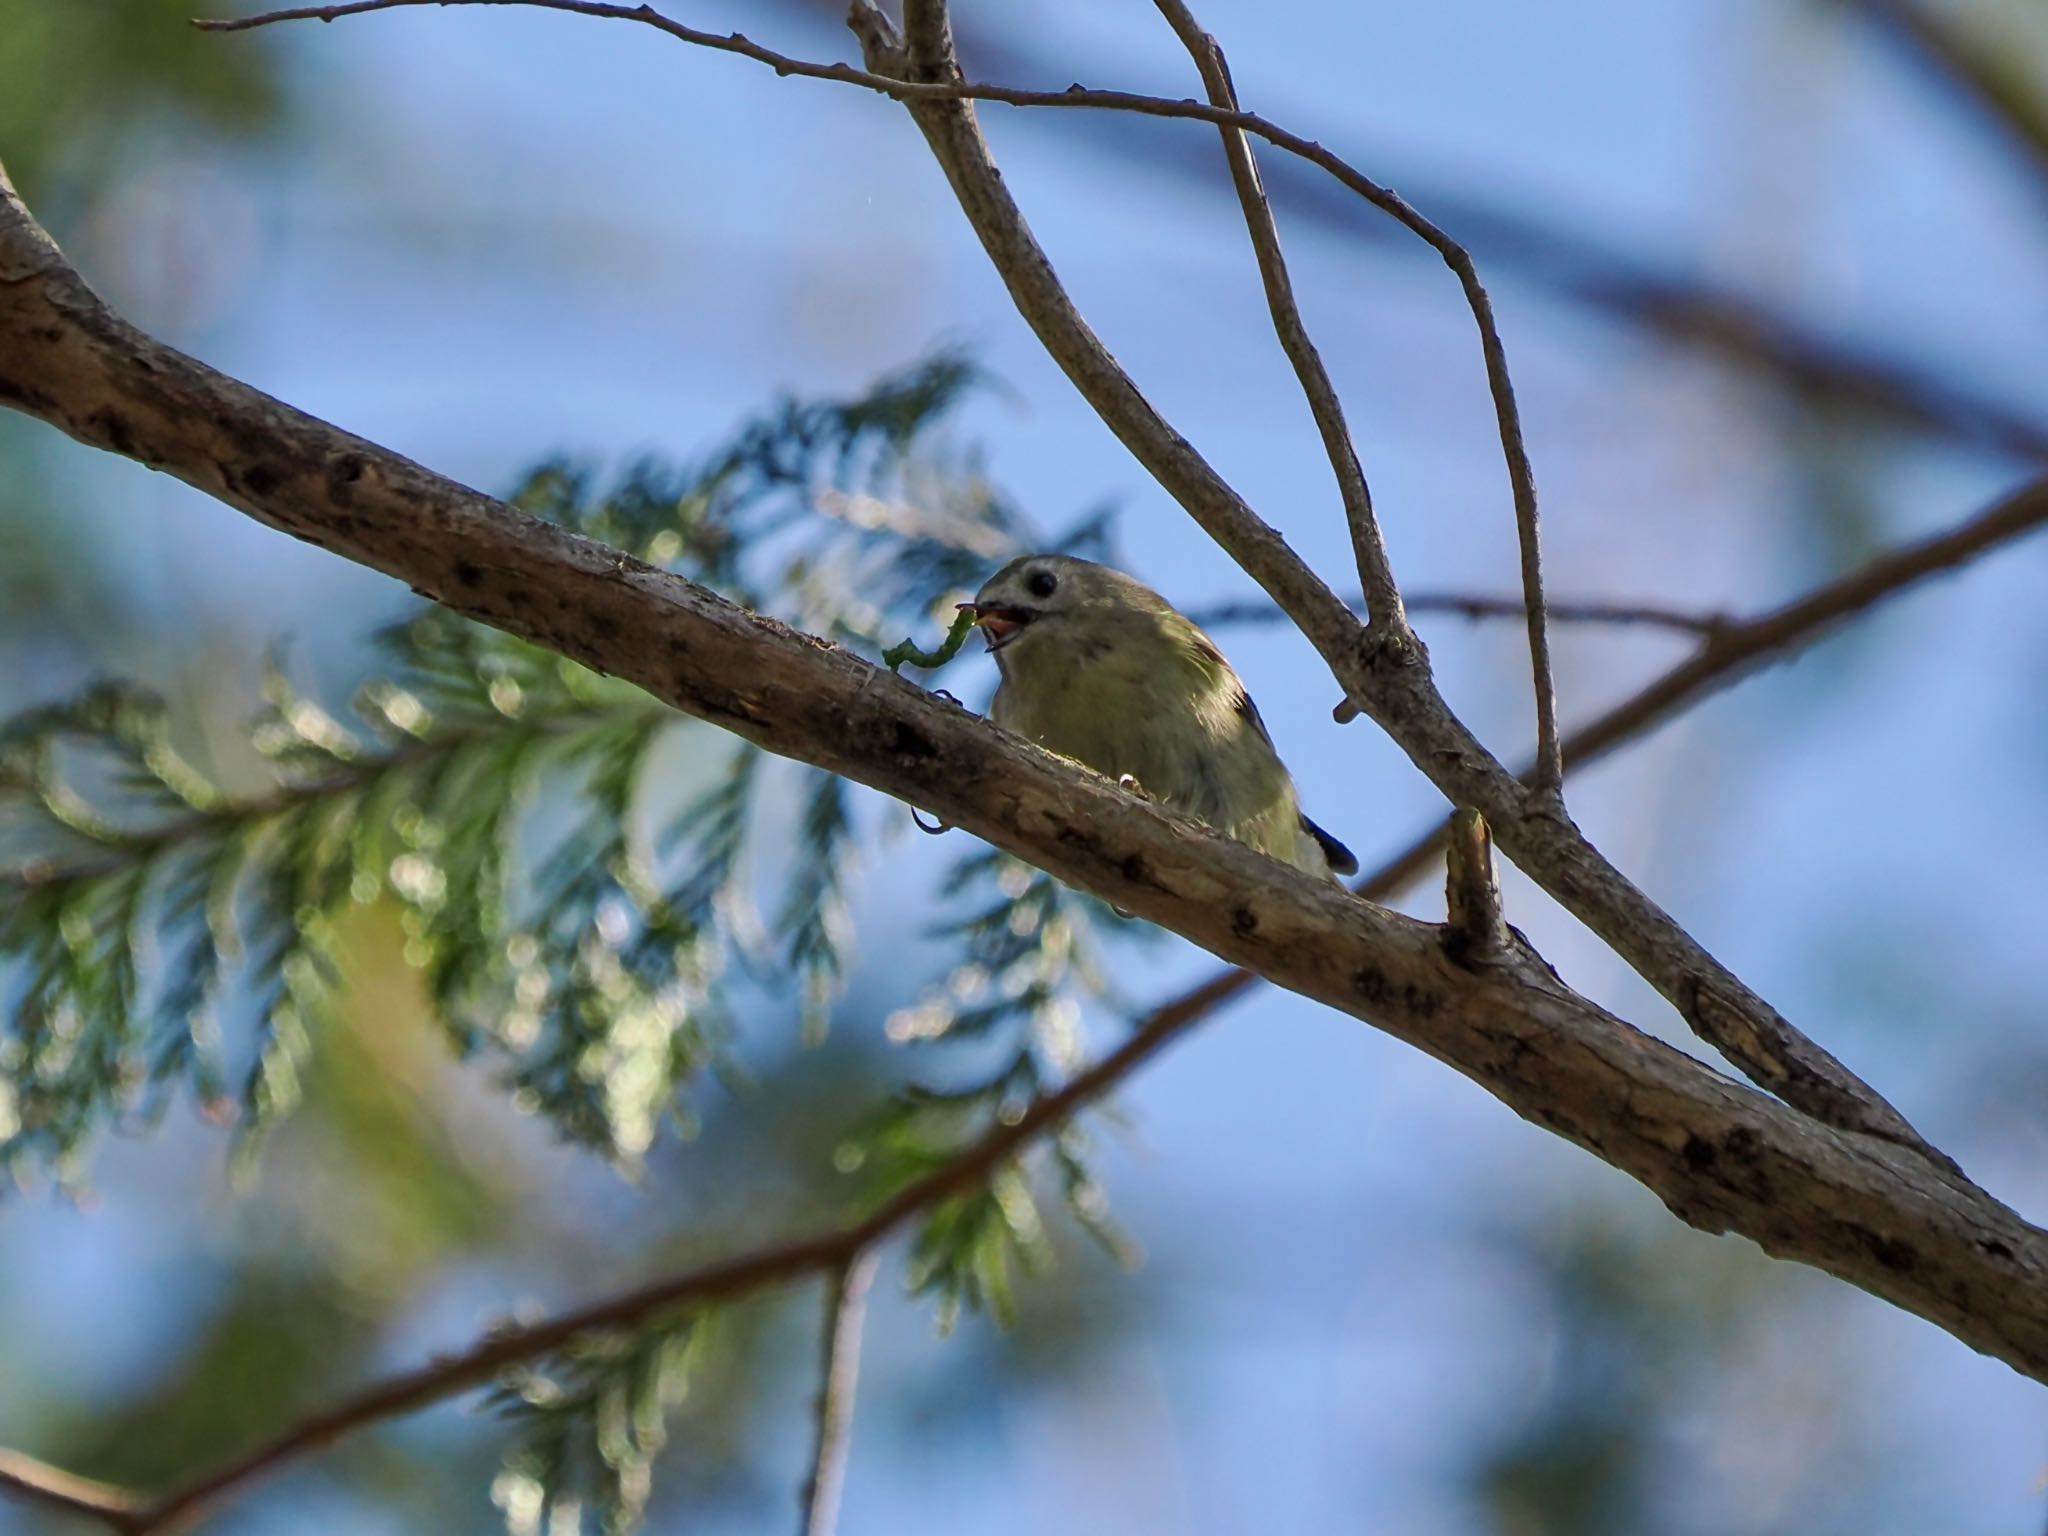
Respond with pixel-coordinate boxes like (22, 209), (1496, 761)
(960, 554), (1170, 660)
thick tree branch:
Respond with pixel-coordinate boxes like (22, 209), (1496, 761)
(1148, 0), (1403, 638)
(5, 152), (2048, 1533)
(7, 439), (2046, 1524)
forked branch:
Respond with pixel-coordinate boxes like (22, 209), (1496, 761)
(842, 0), (1945, 1162)
(1148, 0), (1405, 640)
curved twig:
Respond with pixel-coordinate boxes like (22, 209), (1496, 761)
(798, 1252), (879, 1536)
(0, 1451), (145, 1534)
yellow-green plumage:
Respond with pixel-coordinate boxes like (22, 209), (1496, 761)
(970, 555), (1354, 879)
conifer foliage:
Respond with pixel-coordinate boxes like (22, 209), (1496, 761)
(0, 358), (1143, 1529)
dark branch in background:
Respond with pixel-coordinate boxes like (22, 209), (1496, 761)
(1161, 465), (2048, 1039)
(1147, 0), (1407, 639)
(800, 1252), (878, 1536)
(44, 977), (1233, 1536)
(753, 0), (2048, 465)
(1191, 590), (1735, 638)
(1848, 0), (2048, 199)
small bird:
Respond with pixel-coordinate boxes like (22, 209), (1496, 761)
(963, 554), (1357, 880)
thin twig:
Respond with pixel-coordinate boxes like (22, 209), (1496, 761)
(1149, 0), (1403, 638)
(0, 1450), (145, 1534)
(1189, 590), (1735, 637)
(798, 1251), (878, 1536)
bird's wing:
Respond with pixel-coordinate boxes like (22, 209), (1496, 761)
(1232, 684), (1275, 749)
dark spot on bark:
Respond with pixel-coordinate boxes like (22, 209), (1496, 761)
(1351, 966), (1441, 1020)
(453, 561), (483, 587)
(1722, 1127), (1760, 1162)
(1981, 1238), (2015, 1262)
(328, 453), (364, 501)
(1115, 850), (1172, 894)
(1871, 1236), (1917, 1273)
(1682, 1135), (1716, 1171)
(590, 613), (621, 641)
(89, 407), (137, 458)
(890, 722), (935, 760)
(0, 377), (57, 413)
(1230, 905), (1258, 938)
(242, 462), (281, 497)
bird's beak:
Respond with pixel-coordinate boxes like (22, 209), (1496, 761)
(957, 601), (1034, 651)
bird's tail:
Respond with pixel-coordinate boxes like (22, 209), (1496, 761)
(1300, 814), (1358, 878)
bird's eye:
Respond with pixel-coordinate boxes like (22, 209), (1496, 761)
(1025, 568), (1059, 599)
